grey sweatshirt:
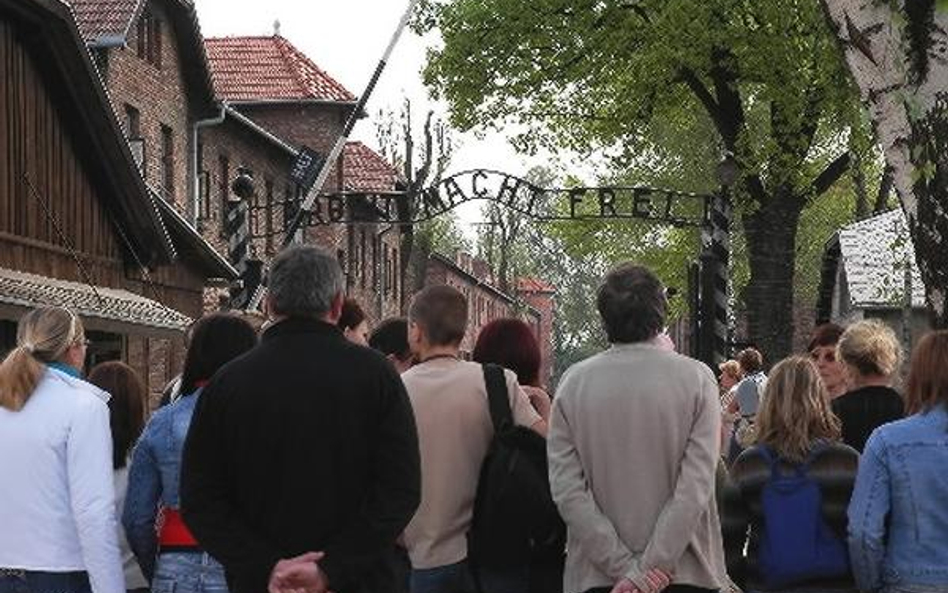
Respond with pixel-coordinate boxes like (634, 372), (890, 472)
(548, 341), (727, 593)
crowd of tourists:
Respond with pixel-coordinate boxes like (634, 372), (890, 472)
(1, 246), (947, 593)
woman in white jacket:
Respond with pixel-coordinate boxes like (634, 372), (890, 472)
(0, 306), (124, 593)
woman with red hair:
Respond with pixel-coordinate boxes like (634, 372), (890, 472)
(472, 319), (551, 432)
(472, 317), (559, 592)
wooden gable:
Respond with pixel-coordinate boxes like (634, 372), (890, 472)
(0, 0), (176, 283)
(0, 19), (125, 276)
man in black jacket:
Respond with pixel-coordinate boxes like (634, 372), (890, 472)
(180, 246), (421, 593)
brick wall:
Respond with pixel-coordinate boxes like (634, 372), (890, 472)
(518, 289), (555, 390)
(198, 118), (297, 261)
(345, 222), (403, 326)
(102, 0), (194, 215)
(235, 103), (350, 186)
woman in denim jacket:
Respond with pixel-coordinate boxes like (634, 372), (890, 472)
(123, 314), (257, 593)
(848, 330), (948, 593)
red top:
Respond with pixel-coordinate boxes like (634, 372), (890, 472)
(157, 508), (198, 547)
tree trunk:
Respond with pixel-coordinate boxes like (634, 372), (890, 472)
(822, 0), (948, 327)
(742, 196), (804, 365)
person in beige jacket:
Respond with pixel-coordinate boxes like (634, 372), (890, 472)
(548, 264), (727, 593)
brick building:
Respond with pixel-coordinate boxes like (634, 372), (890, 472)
(69, 0), (217, 214)
(425, 253), (556, 389)
(203, 35), (353, 256)
(1, 0), (235, 405)
(516, 278), (556, 390)
(342, 141), (405, 323)
(203, 35), (402, 321)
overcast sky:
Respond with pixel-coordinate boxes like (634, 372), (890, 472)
(193, 0), (596, 229)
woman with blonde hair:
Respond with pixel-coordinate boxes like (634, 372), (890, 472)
(833, 319), (904, 452)
(722, 356), (859, 593)
(0, 306), (124, 593)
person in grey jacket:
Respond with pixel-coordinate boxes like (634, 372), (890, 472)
(548, 264), (727, 593)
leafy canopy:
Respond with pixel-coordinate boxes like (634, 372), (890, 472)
(417, 0), (857, 209)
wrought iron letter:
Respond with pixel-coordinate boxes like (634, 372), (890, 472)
(633, 188), (653, 218)
(423, 186), (446, 219)
(328, 195), (346, 222)
(569, 188), (587, 218)
(309, 198), (326, 224)
(526, 183), (544, 217)
(443, 177), (467, 208)
(497, 175), (521, 207)
(472, 170), (489, 197)
(598, 188), (618, 218)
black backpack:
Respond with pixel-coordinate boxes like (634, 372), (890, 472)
(468, 364), (565, 584)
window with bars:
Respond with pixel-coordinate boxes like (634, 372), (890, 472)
(160, 125), (174, 202)
(136, 11), (162, 69)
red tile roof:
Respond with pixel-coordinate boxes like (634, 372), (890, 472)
(66, 0), (140, 43)
(205, 36), (356, 103)
(517, 277), (556, 293)
(343, 142), (401, 193)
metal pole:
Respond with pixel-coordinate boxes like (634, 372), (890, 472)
(246, 0), (420, 311)
(698, 190), (732, 368)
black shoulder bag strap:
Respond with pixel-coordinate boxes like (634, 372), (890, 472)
(482, 363), (514, 433)
(472, 363), (514, 593)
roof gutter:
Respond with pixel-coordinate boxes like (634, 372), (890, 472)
(227, 97), (367, 118)
(192, 103), (227, 225)
(89, 34), (126, 48)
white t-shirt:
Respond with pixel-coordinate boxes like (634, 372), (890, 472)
(401, 358), (541, 569)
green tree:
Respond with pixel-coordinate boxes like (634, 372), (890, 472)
(416, 0), (861, 360)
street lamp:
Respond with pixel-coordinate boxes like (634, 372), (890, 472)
(231, 167), (255, 202)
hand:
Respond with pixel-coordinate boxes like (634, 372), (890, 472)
(610, 569), (673, 593)
(641, 568), (672, 593)
(527, 389), (552, 422)
(268, 552), (330, 593)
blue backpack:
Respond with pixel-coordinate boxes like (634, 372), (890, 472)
(756, 444), (850, 589)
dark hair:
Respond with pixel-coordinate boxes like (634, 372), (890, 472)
(905, 330), (948, 415)
(807, 323), (844, 352)
(737, 347), (764, 373)
(408, 285), (468, 347)
(596, 264), (666, 344)
(179, 313), (258, 396)
(339, 298), (367, 332)
(88, 361), (146, 470)
(472, 318), (541, 386)
(369, 317), (411, 361)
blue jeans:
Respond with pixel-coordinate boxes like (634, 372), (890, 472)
(0, 571), (91, 593)
(151, 552), (228, 593)
(410, 561), (529, 593)
(410, 561), (474, 593)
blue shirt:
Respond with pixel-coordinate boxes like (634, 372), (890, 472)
(848, 404), (948, 591)
(735, 372), (767, 417)
(122, 389), (201, 580)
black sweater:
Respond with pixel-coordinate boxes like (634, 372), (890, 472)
(832, 385), (904, 453)
(180, 318), (421, 593)
(721, 443), (860, 592)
